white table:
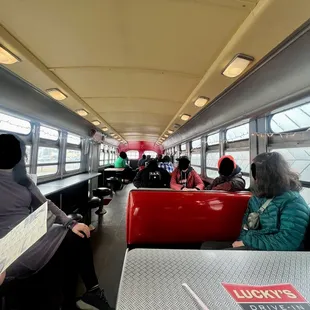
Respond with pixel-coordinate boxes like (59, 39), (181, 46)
(116, 249), (310, 310)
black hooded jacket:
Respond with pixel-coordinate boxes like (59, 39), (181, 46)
(208, 165), (246, 191)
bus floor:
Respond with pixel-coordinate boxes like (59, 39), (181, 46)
(77, 184), (132, 308)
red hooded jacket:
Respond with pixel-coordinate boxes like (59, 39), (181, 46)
(170, 167), (205, 190)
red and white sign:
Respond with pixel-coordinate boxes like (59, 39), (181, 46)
(222, 283), (310, 310)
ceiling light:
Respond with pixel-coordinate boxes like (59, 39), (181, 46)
(222, 54), (254, 78)
(181, 114), (191, 121)
(164, 134), (169, 138)
(0, 45), (21, 64)
(167, 130), (174, 134)
(92, 120), (100, 126)
(102, 127), (108, 131)
(194, 96), (210, 107)
(75, 109), (88, 116)
(46, 88), (67, 101)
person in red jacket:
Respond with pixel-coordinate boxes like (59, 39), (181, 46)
(207, 155), (246, 191)
(170, 156), (204, 190)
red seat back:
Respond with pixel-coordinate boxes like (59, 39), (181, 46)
(127, 190), (251, 245)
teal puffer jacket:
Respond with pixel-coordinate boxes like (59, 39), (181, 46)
(239, 191), (310, 251)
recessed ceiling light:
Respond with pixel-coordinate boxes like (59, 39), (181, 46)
(46, 88), (67, 101)
(194, 96), (210, 107)
(167, 130), (174, 134)
(102, 127), (108, 131)
(75, 109), (88, 116)
(92, 120), (100, 126)
(222, 54), (254, 78)
(180, 114), (191, 121)
(164, 134), (169, 138)
(0, 45), (21, 64)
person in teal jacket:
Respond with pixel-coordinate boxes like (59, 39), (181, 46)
(232, 152), (310, 251)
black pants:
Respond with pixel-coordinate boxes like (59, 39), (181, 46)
(200, 241), (252, 250)
(10, 230), (98, 310)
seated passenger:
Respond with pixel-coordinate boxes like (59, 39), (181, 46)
(114, 151), (127, 168)
(233, 152), (309, 251)
(170, 156), (204, 190)
(207, 155), (245, 191)
(0, 134), (112, 310)
(133, 159), (171, 188)
(157, 154), (163, 162)
(158, 155), (174, 174)
(138, 154), (147, 169)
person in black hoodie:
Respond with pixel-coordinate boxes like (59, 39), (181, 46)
(207, 155), (246, 191)
(133, 159), (171, 188)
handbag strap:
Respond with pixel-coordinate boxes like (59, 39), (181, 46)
(258, 198), (273, 214)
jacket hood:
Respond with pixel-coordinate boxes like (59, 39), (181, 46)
(218, 155), (242, 177)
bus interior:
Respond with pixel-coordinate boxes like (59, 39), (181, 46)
(1, 0), (310, 309)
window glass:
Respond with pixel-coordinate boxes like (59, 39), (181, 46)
(0, 112), (31, 135)
(127, 150), (139, 160)
(270, 102), (310, 133)
(206, 151), (220, 169)
(99, 147), (104, 166)
(67, 133), (81, 145)
(194, 166), (201, 174)
(181, 144), (186, 151)
(206, 169), (219, 179)
(144, 151), (157, 158)
(301, 187), (310, 207)
(37, 147), (59, 164)
(226, 123), (249, 142)
(40, 126), (59, 141)
(37, 165), (58, 176)
(207, 133), (220, 146)
(270, 147), (310, 182)
(243, 176), (251, 189)
(192, 139), (201, 149)
(66, 149), (81, 162)
(191, 153), (201, 166)
(25, 145), (31, 166)
(225, 150), (250, 173)
(65, 163), (81, 171)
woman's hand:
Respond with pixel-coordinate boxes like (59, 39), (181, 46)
(72, 223), (91, 238)
(232, 240), (244, 248)
(0, 271), (6, 285)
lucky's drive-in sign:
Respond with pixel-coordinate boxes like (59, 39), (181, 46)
(222, 283), (310, 310)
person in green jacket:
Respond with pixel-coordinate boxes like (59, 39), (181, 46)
(114, 151), (127, 168)
(232, 152), (310, 251)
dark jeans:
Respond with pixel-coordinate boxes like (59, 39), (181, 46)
(201, 241), (252, 250)
(7, 230), (98, 310)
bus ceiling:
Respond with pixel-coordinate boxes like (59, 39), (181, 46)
(0, 0), (310, 146)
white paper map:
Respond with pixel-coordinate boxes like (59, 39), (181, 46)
(0, 202), (48, 273)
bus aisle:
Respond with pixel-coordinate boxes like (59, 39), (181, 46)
(81, 184), (133, 308)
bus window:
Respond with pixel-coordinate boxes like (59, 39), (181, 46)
(37, 147), (59, 176)
(226, 123), (249, 142)
(225, 150), (250, 188)
(270, 102), (310, 132)
(206, 151), (220, 179)
(99, 144), (105, 166)
(191, 138), (201, 174)
(0, 112), (31, 135)
(207, 132), (219, 146)
(127, 150), (139, 160)
(65, 149), (82, 172)
(67, 133), (81, 145)
(39, 125), (59, 141)
(144, 151), (157, 158)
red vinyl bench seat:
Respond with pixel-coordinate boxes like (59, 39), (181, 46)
(127, 189), (251, 247)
